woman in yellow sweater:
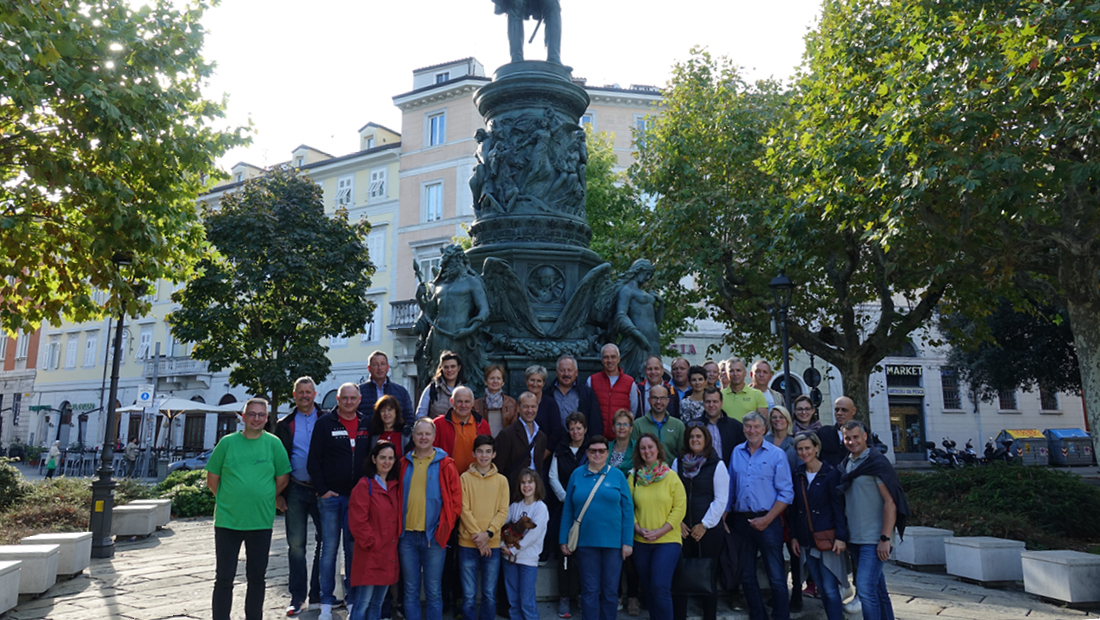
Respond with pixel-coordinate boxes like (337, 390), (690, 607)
(628, 433), (686, 620)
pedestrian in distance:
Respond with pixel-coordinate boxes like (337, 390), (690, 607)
(206, 398), (291, 620)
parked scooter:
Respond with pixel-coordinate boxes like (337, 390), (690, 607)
(983, 437), (1015, 464)
(960, 439), (981, 466)
(926, 440), (953, 468)
(941, 437), (965, 469)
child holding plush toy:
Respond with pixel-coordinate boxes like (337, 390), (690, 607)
(501, 468), (549, 620)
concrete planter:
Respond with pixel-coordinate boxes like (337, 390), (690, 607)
(0, 561), (20, 613)
(944, 536), (1025, 585)
(111, 505), (158, 538)
(892, 526), (953, 569)
(1022, 550), (1100, 605)
(0, 545), (59, 594)
(129, 499), (171, 528)
(20, 532), (92, 577)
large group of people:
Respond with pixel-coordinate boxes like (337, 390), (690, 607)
(204, 347), (910, 620)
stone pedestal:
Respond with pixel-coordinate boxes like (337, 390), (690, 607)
(1022, 550), (1100, 605)
(20, 532), (91, 576)
(0, 561), (20, 613)
(944, 536), (1025, 585)
(892, 526), (953, 569)
(0, 545), (59, 594)
(130, 499), (172, 528)
(111, 505), (158, 537)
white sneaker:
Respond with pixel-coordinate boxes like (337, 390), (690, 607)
(319, 604), (334, 620)
(347, 605), (354, 619)
(843, 597), (862, 616)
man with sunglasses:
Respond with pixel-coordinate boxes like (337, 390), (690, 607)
(207, 398), (292, 620)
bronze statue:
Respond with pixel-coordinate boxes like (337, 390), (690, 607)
(414, 244), (490, 392)
(609, 259), (663, 381)
(493, 0), (562, 64)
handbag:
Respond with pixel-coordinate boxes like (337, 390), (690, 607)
(672, 538), (718, 596)
(800, 475), (837, 552)
(566, 472), (606, 552)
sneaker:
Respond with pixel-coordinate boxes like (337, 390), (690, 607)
(334, 599), (347, 610)
(789, 594), (803, 613)
(802, 583), (819, 599)
(286, 602), (307, 617)
(347, 605), (354, 619)
(843, 598), (862, 616)
(557, 597), (571, 618)
(627, 597), (641, 617)
(319, 604), (334, 620)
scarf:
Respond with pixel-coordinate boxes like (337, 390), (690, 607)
(837, 449), (912, 539)
(678, 453), (707, 479)
(793, 420), (822, 435)
(485, 390), (503, 410)
(634, 461), (671, 486)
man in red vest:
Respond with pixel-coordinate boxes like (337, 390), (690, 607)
(586, 343), (638, 435)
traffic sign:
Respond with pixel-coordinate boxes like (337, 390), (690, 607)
(137, 384), (155, 407)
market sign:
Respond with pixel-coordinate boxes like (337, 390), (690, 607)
(886, 365), (922, 376)
(887, 387), (925, 397)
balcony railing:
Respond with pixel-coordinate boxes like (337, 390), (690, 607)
(389, 299), (419, 330)
(143, 356), (211, 379)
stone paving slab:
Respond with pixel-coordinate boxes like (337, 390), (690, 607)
(0, 516), (1091, 620)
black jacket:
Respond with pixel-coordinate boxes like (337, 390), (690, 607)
(789, 461), (849, 547)
(305, 411), (371, 497)
(494, 419), (548, 483)
(818, 424), (847, 466)
(836, 448), (911, 539)
(707, 415), (746, 465)
(549, 380), (604, 438)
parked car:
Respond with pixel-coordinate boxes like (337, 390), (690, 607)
(168, 450), (213, 473)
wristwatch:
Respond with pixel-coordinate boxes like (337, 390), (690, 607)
(879, 535), (890, 543)
(487, 531), (495, 539)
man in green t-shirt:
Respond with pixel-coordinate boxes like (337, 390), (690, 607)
(720, 358), (768, 421)
(206, 398), (291, 620)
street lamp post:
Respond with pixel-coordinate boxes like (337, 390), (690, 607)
(769, 270), (794, 411)
(90, 254), (133, 559)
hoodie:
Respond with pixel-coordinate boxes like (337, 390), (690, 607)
(458, 462), (510, 549)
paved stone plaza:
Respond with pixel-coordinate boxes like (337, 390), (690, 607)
(0, 516), (1090, 620)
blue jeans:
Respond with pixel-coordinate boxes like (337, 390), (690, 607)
(503, 561), (539, 620)
(318, 495), (353, 606)
(850, 543), (894, 620)
(733, 516), (789, 620)
(633, 542), (680, 620)
(285, 482), (322, 605)
(803, 553), (843, 620)
(400, 531), (447, 620)
(575, 547), (623, 620)
(350, 585), (389, 620)
(459, 547), (500, 620)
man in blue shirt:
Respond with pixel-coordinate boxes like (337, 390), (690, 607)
(275, 377), (324, 616)
(723, 411), (794, 620)
(358, 350), (415, 427)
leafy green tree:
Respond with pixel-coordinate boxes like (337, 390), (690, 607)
(0, 0), (248, 333)
(632, 49), (979, 423)
(168, 168), (375, 426)
(781, 0), (1100, 451)
(585, 129), (644, 275)
(941, 299), (1080, 403)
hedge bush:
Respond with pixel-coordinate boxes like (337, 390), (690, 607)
(155, 469), (214, 517)
(900, 464), (1100, 550)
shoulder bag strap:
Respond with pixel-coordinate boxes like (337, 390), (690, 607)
(800, 475), (816, 534)
(576, 473), (607, 525)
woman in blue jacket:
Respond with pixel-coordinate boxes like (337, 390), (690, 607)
(788, 432), (850, 620)
(558, 435), (634, 620)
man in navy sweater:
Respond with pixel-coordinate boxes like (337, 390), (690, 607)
(358, 350), (414, 427)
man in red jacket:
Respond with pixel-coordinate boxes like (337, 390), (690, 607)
(586, 344), (638, 435)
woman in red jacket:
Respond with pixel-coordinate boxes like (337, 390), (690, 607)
(349, 441), (403, 620)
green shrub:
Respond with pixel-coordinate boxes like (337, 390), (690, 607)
(154, 469), (206, 495)
(0, 476), (91, 544)
(0, 459), (29, 511)
(900, 465), (1100, 549)
(162, 484), (215, 518)
(115, 478), (155, 504)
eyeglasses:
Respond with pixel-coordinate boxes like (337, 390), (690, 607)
(686, 420), (706, 428)
(614, 422), (632, 429)
(649, 396), (669, 401)
(587, 447), (608, 454)
(244, 412), (267, 419)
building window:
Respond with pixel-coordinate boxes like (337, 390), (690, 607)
(633, 114), (653, 147)
(14, 331), (29, 360)
(436, 71), (450, 83)
(365, 136), (375, 150)
(361, 297), (382, 342)
(83, 331), (99, 367)
(0, 334), (6, 361)
(110, 330), (130, 366)
(44, 336), (60, 370)
(580, 112), (595, 129)
(940, 368), (961, 410)
(367, 230), (385, 269)
(65, 334), (78, 369)
(423, 182), (443, 222)
(235, 173), (243, 183)
(998, 389), (1018, 411)
(336, 175), (354, 207)
(428, 112), (446, 146)
(1039, 385), (1059, 411)
(137, 326), (153, 360)
(183, 414), (206, 451)
(143, 281), (158, 304)
(330, 333), (348, 347)
(418, 256), (441, 281)
(368, 168), (387, 202)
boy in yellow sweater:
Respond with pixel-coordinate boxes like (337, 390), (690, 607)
(459, 435), (510, 620)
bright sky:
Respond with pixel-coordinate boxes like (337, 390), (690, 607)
(201, 0), (823, 170)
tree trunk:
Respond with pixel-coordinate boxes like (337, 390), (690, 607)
(1059, 254), (1100, 464)
(827, 357), (873, 429)
(266, 387), (280, 433)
